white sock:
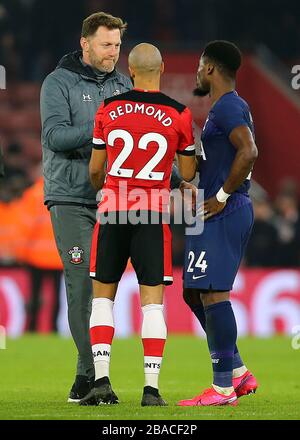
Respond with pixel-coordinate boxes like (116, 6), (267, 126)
(213, 384), (234, 396)
(232, 365), (248, 378)
(90, 298), (114, 381)
(141, 304), (167, 390)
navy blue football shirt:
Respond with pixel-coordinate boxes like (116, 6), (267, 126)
(199, 90), (254, 220)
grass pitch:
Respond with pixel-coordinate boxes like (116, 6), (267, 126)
(0, 334), (299, 420)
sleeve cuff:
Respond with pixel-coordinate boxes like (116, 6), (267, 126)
(93, 137), (105, 144)
(93, 144), (106, 150)
(93, 137), (106, 150)
(177, 144), (195, 156)
(177, 149), (196, 156)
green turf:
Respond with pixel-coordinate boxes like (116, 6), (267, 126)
(0, 335), (299, 420)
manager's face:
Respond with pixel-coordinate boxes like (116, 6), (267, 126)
(81, 26), (121, 72)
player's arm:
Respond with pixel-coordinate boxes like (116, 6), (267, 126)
(177, 107), (198, 182)
(40, 74), (93, 152)
(89, 103), (107, 190)
(171, 162), (197, 209)
(89, 148), (107, 191)
(224, 125), (258, 193)
(177, 153), (198, 182)
(202, 125), (258, 220)
(170, 163), (183, 189)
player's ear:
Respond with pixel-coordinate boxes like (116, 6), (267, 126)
(160, 61), (164, 75)
(128, 66), (135, 79)
(80, 37), (89, 52)
(207, 63), (214, 75)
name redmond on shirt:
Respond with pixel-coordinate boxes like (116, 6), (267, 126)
(108, 102), (173, 127)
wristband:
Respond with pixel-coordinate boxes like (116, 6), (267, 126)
(216, 187), (230, 203)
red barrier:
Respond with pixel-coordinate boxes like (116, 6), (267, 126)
(0, 267), (299, 337)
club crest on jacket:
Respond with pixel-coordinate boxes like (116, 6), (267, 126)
(68, 246), (84, 264)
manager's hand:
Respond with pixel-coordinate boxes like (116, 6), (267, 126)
(179, 181), (198, 212)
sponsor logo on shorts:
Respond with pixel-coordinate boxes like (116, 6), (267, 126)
(192, 274), (207, 280)
(68, 246), (84, 264)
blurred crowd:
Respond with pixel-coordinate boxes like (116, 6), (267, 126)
(0, 141), (34, 202)
(1, 0), (300, 82)
(245, 183), (300, 267)
(0, 162), (62, 331)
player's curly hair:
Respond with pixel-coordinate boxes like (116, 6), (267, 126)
(81, 12), (127, 38)
(203, 40), (242, 79)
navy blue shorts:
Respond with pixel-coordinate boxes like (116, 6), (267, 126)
(184, 203), (254, 291)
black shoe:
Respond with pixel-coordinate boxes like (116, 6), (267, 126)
(79, 377), (119, 406)
(67, 375), (91, 403)
(141, 386), (168, 406)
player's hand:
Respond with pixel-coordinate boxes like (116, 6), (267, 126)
(198, 196), (226, 221)
(179, 181), (198, 212)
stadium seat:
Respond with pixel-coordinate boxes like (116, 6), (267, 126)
(17, 134), (42, 161)
(0, 109), (40, 132)
(10, 83), (41, 107)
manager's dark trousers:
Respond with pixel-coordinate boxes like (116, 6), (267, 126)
(50, 205), (96, 379)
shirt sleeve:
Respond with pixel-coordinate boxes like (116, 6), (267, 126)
(93, 103), (106, 150)
(212, 98), (249, 137)
(177, 107), (196, 156)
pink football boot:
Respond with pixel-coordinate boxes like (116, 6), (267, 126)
(177, 387), (238, 406)
(233, 371), (258, 398)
